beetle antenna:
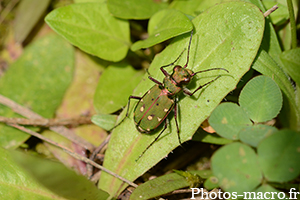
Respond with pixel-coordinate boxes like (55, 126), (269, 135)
(184, 30), (194, 68)
(192, 67), (229, 76)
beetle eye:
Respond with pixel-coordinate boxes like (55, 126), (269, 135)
(174, 65), (182, 72)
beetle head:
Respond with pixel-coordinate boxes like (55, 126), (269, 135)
(171, 65), (194, 86)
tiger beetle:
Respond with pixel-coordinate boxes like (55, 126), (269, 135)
(121, 30), (228, 160)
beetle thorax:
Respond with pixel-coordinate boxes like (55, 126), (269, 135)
(162, 65), (194, 95)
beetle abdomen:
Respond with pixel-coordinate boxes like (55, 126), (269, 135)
(134, 85), (174, 133)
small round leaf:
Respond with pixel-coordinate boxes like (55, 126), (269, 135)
(239, 75), (283, 123)
(211, 142), (262, 195)
(239, 124), (277, 147)
(257, 130), (300, 182)
(208, 102), (252, 140)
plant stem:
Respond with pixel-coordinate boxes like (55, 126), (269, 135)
(286, 0), (297, 49)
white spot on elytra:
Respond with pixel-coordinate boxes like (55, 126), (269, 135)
(157, 117), (162, 121)
(164, 108), (168, 112)
(140, 105), (144, 112)
(147, 115), (153, 121)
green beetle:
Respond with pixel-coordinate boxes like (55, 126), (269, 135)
(124, 30), (228, 159)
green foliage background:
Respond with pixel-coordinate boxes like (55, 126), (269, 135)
(0, 0), (299, 199)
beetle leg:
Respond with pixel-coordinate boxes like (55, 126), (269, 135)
(126, 96), (142, 116)
(173, 98), (182, 145)
(183, 88), (193, 96)
(136, 119), (168, 161)
(111, 95), (142, 131)
(148, 76), (163, 87)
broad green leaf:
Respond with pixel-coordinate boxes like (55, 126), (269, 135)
(252, 49), (300, 129)
(99, 2), (264, 196)
(92, 114), (117, 131)
(0, 148), (66, 200)
(14, 0), (51, 43)
(0, 34), (74, 149)
(75, 0), (104, 2)
(209, 102), (252, 140)
(45, 2), (130, 62)
(10, 149), (109, 200)
(130, 170), (206, 200)
(280, 48), (300, 86)
(94, 63), (144, 114)
(131, 9), (193, 51)
(239, 124), (277, 147)
(253, 184), (281, 200)
(169, 0), (220, 16)
(257, 130), (300, 182)
(107, 0), (168, 19)
(239, 75), (283, 123)
(211, 142), (262, 195)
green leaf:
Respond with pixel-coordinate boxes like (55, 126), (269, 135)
(239, 75), (283, 123)
(262, 1), (289, 26)
(130, 170), (206, 200)
(211, 142), (262, 195)
(203, 176), (219, 190)
(94, 63), (144, 114)
(0, 148), (66, 200)
(45, 2), (130, 62)
(0, 34), (74, 149)
(257, 130), (300, 182)
(91, 114), (117, 131)
(192, 129), (233, 145)
(14, 0), (51, 43)
(248, 0), (283, 64)
(131, 9), (193, 51)
(169, 0), (219, 16)
(173, 170), (203, 188)
(209, 102), (252, 140)
(253, 184), (282, 200)
(252, 49), (300, 129)
(280, 48), (300, 86)
(10, 149), (109, 200)
(107, 0), (168, 19)
(99, 2), (265, 196)
(239, 124), (277, 147)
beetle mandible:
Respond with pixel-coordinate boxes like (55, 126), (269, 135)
(122, 30), (228, 160)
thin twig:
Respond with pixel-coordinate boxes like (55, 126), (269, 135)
(87, 134), (112, 178)
(263, 5), (279, 17)
(0, 94), (94, 151)
(0, 116), (92, 127)
(9, 124), (138, 188)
